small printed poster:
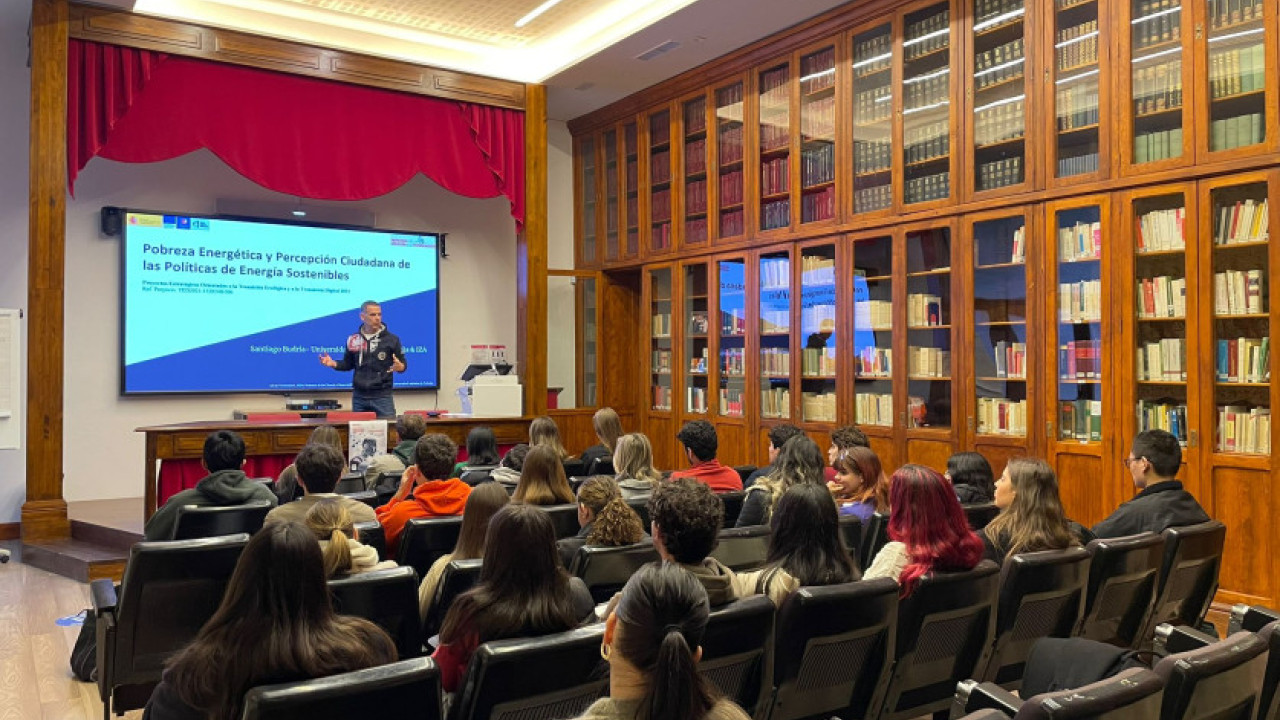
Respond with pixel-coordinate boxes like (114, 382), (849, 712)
(348, 420), (387, 473)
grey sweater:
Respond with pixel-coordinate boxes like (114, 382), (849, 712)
(144, 469), (278, 541)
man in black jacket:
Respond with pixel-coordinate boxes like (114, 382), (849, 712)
(1092, 429), (1210, 538)
(319, 300), (406, 418)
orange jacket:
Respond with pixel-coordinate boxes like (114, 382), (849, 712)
(376, 473), (472, 556)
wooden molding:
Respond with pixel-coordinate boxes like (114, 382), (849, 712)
(67, 3), (527, 110)
(21, 499), (70, 543)
(0, 523), (18, 541)
(521, 83), (549, 416)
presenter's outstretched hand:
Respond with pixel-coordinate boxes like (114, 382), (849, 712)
(390, 356), (406, 373)
(319, 353), (337, 368)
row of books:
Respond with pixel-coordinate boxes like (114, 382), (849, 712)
(716, 83), (745, 116)
(651, 189), (672, 222)
(651, 313), (671, 338)
(802, 304), (837, 333)
(907, 293), (945, 327)
(977, 224), (1027, 264)
(855, 300), (895, 330)
(800, 96), (836, 141)
(975, 0), (1021, 23)
(1217, 337), (1270, 383)
(1060, 280), (1103, 322)
(688, 348), (709, 374)
(975, 99), (1025, 147)
(1056, 84), (1099, 131)
(1218, 406), (1271, 454)
(624, 126), (638, 156)
(854, 140), (892, 175)
(905, 74), (950, 112)
(1214, 269), (1265, 315)
(720, 389), (745, 418)
(651, 385), (672, 412)
(1058, 220), (1102, 261)
(651, 349), (672, 372)
(761, 349), (792, 377)
(801, 144), (836, 188)
(977, 157), (1024, 192)
(760, 257), (791, 291)
(649, 114), (671, 148)
(761, 157), (790, 196)
(1134, 127), (1183, 164)
(1058, 152), (1100, 178)
(856, 392), (894, 426)
(904, 9), (950, 61)
(854, 86), (893, 125)
(1136, 275), (1187, 319)
(1138, 401), (1189, 445)
(802, 347), (837, 376)
(1209, 0), (1264, 29)
(1056, 20), (1098, 71)
(759, 67), (790, 109)
(720, 208), (745, 237)
(1132, 60), (1182, 118)
(1137, 207), (1186, 252)
(855, 185), (893, 213)
(1214, 199), (1269, 245)
(685, 218), (708, 245)
(761, 312), (790, 334)
(686, 387), (708, 414)
(719, 170), (744, 206)
(1133, 0), (1180, 51)
(800, 47), (836, 94)
(975, 38), (1024, 91)
(802, 392), (838, 423)
(1059, 399), (1103, 441)
(802, 187), (837, 223)
(1059, 339), (1102, 379)
(977, 397), (1027, 436)
(762, 199), (791, 231)
(856, 346), (893, 377)
(717, 125), (744, 165)
(683, 98), (706, 136)
(652, 222), (672, 251)
(1137, 338), (1187, 382)
(992, 340), (1027, 379)
(760, 122), (790, 154)
(684, 138), (706, 176)
(905, 122), (949, 164)
(1209, 45), (1266, 99)
(910, 347), (951, 377)
(906, 172), (950, 204)
(853, 33), (892, 78)
(1210, 113), (1265, 152)
(720, 348), (745, 375)
(800, 256), (836, 286)
(650, 150), (671, 185)
(761, 387), (791, 419)
(625, 160), (638, 190)
(685, 179), (707, 216)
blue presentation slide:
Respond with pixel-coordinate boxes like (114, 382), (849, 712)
(121, 212), (440, 394)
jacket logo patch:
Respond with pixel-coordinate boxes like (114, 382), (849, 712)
(378, 351), (387, 361)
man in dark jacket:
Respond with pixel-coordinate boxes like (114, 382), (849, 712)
(144, 430), (278, 541)
(318, 300), (406, 418)
(744, 424), (804, 487)
(1092, 429), (1210, 538)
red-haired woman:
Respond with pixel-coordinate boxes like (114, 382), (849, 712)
(862, 464), (985, 596)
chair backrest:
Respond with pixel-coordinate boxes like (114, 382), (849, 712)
(539, 503), (582, 539)
(626, 497), (651, 528)
(860, 512), (890, 571)
(983, 547), (1092, 690)
(876, 560), (1000, 720)
(171, 501), (272, 540)
(734, 466), (757, 484)
(1257, 621), (1280, 720)
(423, 559), (483, 639)
(1076, 532), (1165, 648)
(459, 466), (497, 485)
(700, 594), (776, 717)
(240, 657), (443, 720)
(108, 535), (250, 695)
(1154, 630), (1268, 720)
(963, 503), (1000, 531)
(375, 470), (403, 491)
(770, 577), (898, 720)
(327, 411), (377, 422)
(327, 566), (422, 659)
(839, 514), (862, 570)
(585, 457), (614, 476)
(335, 474), (366, 494)
(562, 458), (588, 478)
(343, 490), (380, 508)
(352, 521), (386, 561)
(720, 491), (747, 527)
(396, 516), (463, 578)
(709, 525), (771, 571)
(1141, 521), (1226, 642)
(1229, 604), (1280, 634)
(572, 542), (660, 603)
(451, 625), (607, 720)
(1013, 667), (1164, 720)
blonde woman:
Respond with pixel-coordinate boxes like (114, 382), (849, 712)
(304, 498), (396, 577)
(530, 415), (571, 460)
(613, 433), (664, 500)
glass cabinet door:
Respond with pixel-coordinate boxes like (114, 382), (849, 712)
(853, 235), (895, 426)
(800, 244), (838, 422)
(799, 46), (837, 224)
(851, 22), (895, 215)
(684, 264), (710, 414)
(906, 227), (953, 427)
(715, 81), (746, 241)
(580, 278), (598, 407)
(623, 122), (640, 259)
(578, 135), (598, 266)
(1126, 0), (1188, 167)
(1050, 0), (1104, 181)
(758, 62), (793, 231)
(902, 1), (954, 206)
(970, 0), (1028, 194)
(682, 97), (709, 248)
(1054, 205), (1105, 442)
(650, 268), (673, 411)
(972, 215), (1029, 436)
(1202, 0), (1270, 154)
(649, 109), (673, 253)
(603, 130), (620, 263)
(717, 259), (747, 417)
(759, 250), (793, 419)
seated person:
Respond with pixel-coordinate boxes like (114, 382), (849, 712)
(863, 465), (985, 596)
(648, 478), (741, 607)
(737, 435), (825, 527)
(452, 426), (501, 478)
(612, 433), (664, 500)
(744, 424), (805, 487)
(579, 407), (623, 472)
(305, 499), (397, 577)
(491, 443), (529, 489)
(419, 482), (510, 624)
(143, 522), (397, 720)
(277, 425), (344, 503)
(144, 431), (278, 541)
(828, 445), (890, 522)
(979, 458), (1093, 564)
(825, 425), (870, 483)
(576, 563), (751, 720)
(558, 476), (647, 568)
(432, 504), (595, 693)
(375, 434), (472, 556)
(530, 415), (572, 461)
(363, 413), (428, 488)
(512, 445), (575, 505)
(1093, 429), (1210, 538)
(265, 443), (377, 526)
(946, 451), (996, 505)
(736, 484), (859, 606)
(670, 421), (743, 493)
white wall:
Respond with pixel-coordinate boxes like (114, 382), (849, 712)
(0, 1), (30, 523)
(545, 120), (581, 407)
(64, 152), (517, 502)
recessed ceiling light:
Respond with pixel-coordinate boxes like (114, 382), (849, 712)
(515, 0), (567, 28)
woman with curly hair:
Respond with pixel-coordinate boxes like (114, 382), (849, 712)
(559, 476), (646, 567)
(735, 436), (825, 527)
(828, 445), (891, 522)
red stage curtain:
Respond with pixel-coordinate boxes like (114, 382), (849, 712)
(67, 39), (525, 227)
(159, 455), (294, 505)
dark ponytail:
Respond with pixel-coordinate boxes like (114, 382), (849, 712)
(649, 627), (714, 720)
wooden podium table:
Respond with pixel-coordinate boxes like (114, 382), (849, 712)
(137, 416), (532, 518)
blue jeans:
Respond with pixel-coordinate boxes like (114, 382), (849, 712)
(353, 394), (396, 418)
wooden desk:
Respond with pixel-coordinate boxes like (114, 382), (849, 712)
(137, 416), (532, 518)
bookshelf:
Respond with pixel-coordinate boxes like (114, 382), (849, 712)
(1046, 0), (1108, 185)
(799, 242), (838, 423)
(758, 61), (794, 232)
(967, 0), (1030, 197)
(717, 257), (748, 418)
(851, 20), (895, 217)
(1200, 0), (1274, 159)
(799, 45), (838, 225)
(603, 129), (620, 263)
(649, 108), (674, 254)
(905, 224), (956, 444)
(682, 262), (711, 415)
(1120, 0), (1192, 173)
(682, 95), (710, 249)
(759, 248), (794, 419)
(715, 80), (747, 242)
(901, 0), (956, 208)
(853, 233), (896, 430)
(579, 278), (599, 407)
(578, 135), (598, 267)
(623, 121), (641, 260)
(649, 267), (674, 412)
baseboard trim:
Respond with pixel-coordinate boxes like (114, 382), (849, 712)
(0, 522), (19, 540)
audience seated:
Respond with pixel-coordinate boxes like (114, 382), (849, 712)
(670, 421), (744, 493)
(375, 434), (472, 556)
(491, 443), (529, 489)
(145, 431), (278, 541)
(576, 563), (751, 720)
(736, 484), (859, 606)
(432, 504), (595, 693)
(580, 407), (623, 471)
(613, 433), (664, 500)
(736, 436), (825, 527)
(265, 444), (376, 526)
(559, 476), (647, 568)
(744, 424), (805, 487)
(946, 452), (996, 505)
(513, 445), (576, 505)
(979, 458), (1094, 564)
(277, 425), (344, 503)
(362, 414), (427, 488)
(305, 499), (397, 577)
(827, 445), (890, 522)
(1093, 429), (1210, 538)
(530, 415), (572, 461)
(418, 482), (509, 625)
(862, 464), (985, 595)
(826, 425), (870, 483)
(143, 522), (397, 720)
(649, 478), (741, 606)
(452, 426), (501, 478)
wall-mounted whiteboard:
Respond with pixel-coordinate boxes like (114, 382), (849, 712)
(0, 309), (20, 449)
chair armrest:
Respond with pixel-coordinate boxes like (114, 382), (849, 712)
(90, 579), (118, 616)
(1153, 623), (1217, 656)
(952, 679), (1022, 719)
